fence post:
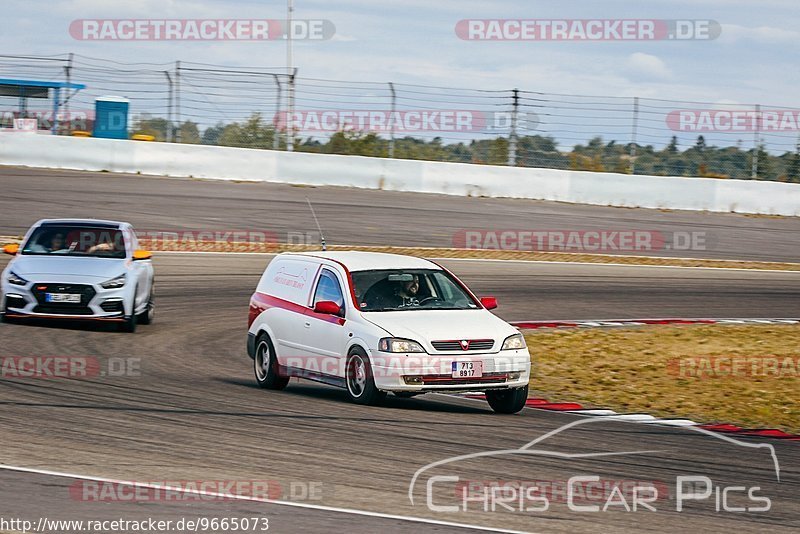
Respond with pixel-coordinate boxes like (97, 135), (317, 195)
(286, 68), (296, 151)
(164, 71), (173, 142)
(175, 61), (181, 143)
(630, 96), (639, 174)
(61, 53), (73, 135)
(507, 89), (519, 166)
(751, 104), (760, 178)
(388, 82), (396, 158)
(273, 74), (282, 150)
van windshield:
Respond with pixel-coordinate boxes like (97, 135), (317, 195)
(351, 269), (479, 312)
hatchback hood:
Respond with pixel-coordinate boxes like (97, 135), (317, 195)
(362, 309), (517, 349)
(10, 255), (126, 280)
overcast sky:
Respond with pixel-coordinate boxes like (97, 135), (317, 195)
(2, 0), (798, 107)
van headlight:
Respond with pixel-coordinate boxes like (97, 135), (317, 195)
(501, 333), (526, 350)
(100, 274), (127, 289)
(379, 338), (426, 353)
(7, 271), (29, 286)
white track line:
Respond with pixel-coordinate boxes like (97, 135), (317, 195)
(0, 464), (535, 534)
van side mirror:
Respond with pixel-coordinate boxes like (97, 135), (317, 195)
(480, 296), (498, 310)
(3, 244), (19, 256)
(313, 300), (342, 316)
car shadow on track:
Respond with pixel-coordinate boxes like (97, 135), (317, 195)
(216, 377), (493, 415)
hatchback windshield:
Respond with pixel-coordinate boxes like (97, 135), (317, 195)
(351, 269), (479, 311)
(22, 225), (126, 259)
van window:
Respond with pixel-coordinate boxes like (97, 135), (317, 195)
(313, 268), (345, 309)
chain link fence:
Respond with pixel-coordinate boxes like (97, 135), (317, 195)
(1, 53), (799, 181)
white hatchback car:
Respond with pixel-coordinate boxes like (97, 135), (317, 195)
(1, 219), (154, 332)
(247, 251), (531, 413)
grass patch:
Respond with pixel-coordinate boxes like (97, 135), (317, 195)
(524, 324), (799, 432)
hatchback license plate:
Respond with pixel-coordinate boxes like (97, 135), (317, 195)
(45, 293), (81, 304)
(452, 360), (483, 378)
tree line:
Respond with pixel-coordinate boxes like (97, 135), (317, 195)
(133, 114), (800, 182)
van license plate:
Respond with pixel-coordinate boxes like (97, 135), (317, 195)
(452, 360), (483, 378)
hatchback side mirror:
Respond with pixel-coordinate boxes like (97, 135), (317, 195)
(313, 300), (342, 316)
(132, 249), (152, 261)
(480, 296), (498, 310)
(3, 244), (19, 256)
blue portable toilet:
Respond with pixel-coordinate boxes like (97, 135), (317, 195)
(93, 96), (129, 139)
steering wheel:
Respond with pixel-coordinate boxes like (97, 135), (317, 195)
(418, 296), (443, 306)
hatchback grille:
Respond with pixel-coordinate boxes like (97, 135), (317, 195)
(31, 284), (96, 308)
(432, 339), (494, 351)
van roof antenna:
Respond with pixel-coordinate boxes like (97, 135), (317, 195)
(305, 197), (327, 251)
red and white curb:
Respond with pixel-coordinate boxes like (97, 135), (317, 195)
(495, 317), (800, 441)
(510, 317), (800, 329)
(449, 394), (800, 441)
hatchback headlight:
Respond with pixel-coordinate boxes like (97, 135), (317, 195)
(501, 333), (527, 350)
(379, 338), (426, 353)
(7, 271), (28, 286)
(100, 274), (127, 289)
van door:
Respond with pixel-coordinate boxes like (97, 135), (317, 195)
(259, 258), (319, 371)
(302, 267), (349, 379)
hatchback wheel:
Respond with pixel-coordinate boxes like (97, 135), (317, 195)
(137, 289), (155, 325)
(254, 336), (289, 390)
(346, 348), (386, 406)
(486, 386), (529, 414)
(119, 313), (137, 333)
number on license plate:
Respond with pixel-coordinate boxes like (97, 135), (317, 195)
(45, 293), (81, 303)
(452, 360), (483, 378)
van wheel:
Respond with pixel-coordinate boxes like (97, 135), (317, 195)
(486, 386), (529, 414)
(254, 335), (289, 390)
(346, 348), (386, 406)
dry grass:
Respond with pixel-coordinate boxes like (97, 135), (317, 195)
(524, 324), (800, 432)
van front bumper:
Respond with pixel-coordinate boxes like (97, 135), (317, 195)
(370, 349), (531, 393)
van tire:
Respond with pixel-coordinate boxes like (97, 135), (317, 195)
(254, 334), (289, 390)
(486, 386), (529, 414)
(345, 347), (386, 406)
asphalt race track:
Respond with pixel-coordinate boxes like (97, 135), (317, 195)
(0, 253), (798, 533)
(1, 168), (799, 532)
(2, 165), (800, 262)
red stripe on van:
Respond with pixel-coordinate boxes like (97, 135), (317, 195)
(248, 292), (345, 328)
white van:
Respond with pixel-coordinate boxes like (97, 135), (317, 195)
(246, 251), (531, 413)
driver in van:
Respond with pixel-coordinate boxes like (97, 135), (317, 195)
(363, 273), (423, 310)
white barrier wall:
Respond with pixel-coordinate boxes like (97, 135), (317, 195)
(1, 133), (799, 216)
